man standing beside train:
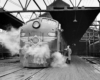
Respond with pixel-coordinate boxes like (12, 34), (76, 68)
(64, 45), (72, 64)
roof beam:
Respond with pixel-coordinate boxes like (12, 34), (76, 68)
(26, 0), (31, 9)
(3, 0), (9, 8)
(43, 0), (47, 7)
(70, 0), (82, 7)
(19, 13), (24, 22)
(9, 0), (21, 8)
(77, 0), (82, 7)
(70, 0), (74, 7)
(33, 0), (41, 10)
(25, 0), (28, 8)
(18, 0), (24, 10)
(0, 7), (100, 13)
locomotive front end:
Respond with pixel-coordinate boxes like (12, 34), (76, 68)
(20, 17), (60, 67)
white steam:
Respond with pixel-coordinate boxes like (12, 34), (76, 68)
(22, 43), (51, 64)
(51, 52), (68, 68)
(0, 27), (20, 55)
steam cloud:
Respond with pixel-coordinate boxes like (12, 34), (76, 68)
(0, 26), (68, 68)
(51, 52), (68, 67)
(22, 43), (51, 64)
(0, 26), (20, 55)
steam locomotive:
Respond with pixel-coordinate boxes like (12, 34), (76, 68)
(20, 17), (67, 67)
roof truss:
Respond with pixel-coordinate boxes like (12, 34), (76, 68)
(0, 0), (100, 23)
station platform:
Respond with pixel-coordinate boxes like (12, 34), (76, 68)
(0, 56), (100, 80)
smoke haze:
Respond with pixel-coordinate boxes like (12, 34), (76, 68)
(0, 26), (20, 55)
(51, 52), (68, 68)
(22, 43), (51, 64)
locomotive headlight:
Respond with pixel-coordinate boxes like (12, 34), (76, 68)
(32, 21), (40, 29)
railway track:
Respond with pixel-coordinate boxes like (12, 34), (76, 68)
(0, 58), (47, 80)
(0, 56), (100, 80)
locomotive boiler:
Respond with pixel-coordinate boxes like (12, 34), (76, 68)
(20, 17), (66, 67)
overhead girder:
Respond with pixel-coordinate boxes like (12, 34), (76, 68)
(70, 0), (82, 7)
(43, 0), (48, 7)
(0, 0), (99, 24)
(0, 0), (99, 13)
(0, 7), (100, 13)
